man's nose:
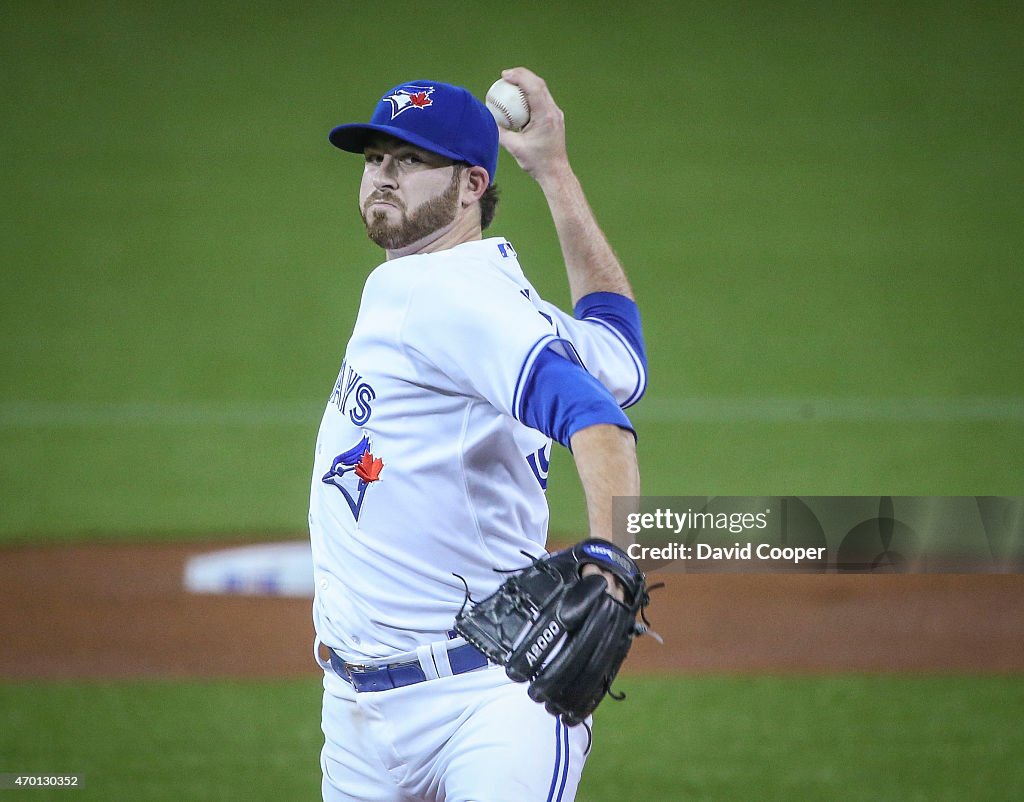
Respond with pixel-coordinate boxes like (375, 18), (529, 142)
(372, 156), (399, 190)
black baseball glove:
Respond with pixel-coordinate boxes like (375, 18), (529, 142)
(455, 538), (658, 726)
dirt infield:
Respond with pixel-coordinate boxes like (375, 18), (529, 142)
(2, 540), (1023, 679)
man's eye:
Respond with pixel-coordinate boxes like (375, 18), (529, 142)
(365, 153), (383, 165)
(401, 154), (423, 165)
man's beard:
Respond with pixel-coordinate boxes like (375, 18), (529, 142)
(361, 170), (461, 250)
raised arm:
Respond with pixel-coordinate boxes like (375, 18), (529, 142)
(496, 67), (634, 304)
(503, 68), (641, 591)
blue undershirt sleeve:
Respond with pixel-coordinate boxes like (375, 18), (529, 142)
(519, 343), (635, 448)
(573, 292), (647, 373)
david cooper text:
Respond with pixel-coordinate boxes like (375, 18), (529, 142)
(627, 542), (826, 564)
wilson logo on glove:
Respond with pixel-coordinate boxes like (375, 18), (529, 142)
(581, 542), (639, 578)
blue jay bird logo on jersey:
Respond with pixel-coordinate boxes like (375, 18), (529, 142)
(382, 85), (435, 119)
(322, 434), (384, 520)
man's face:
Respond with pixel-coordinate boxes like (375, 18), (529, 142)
(359, 135), (462, 250)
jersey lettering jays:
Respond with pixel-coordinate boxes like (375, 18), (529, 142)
(321, 361), (383, 520)
(329, 359), (376, 426)
(309, 238), (644, 660)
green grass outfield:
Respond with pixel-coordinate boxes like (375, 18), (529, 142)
(2, 676), (1022, 801)
(2, 0), (1023, 543)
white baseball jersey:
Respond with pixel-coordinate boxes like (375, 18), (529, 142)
(309, 236), (644, 661)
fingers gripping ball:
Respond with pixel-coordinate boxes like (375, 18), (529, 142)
(486, 78), (530, 131)
(455, 539), (657, 726)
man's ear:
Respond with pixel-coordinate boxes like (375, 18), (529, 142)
(462, 165), (490, 206)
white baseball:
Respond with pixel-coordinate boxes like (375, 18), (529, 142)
(485, 79), (530, 131)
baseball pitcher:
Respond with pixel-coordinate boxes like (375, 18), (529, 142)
(310, 67), (652, 802)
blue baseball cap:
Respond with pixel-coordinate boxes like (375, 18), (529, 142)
(329, 80), (499, 184)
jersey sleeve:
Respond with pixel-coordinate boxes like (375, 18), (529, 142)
(399, 262), (561, 420)
(519, 344), (635, 447)
(536, 292), (648, 408)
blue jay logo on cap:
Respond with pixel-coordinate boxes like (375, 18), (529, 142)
(382, 85), (435, 119)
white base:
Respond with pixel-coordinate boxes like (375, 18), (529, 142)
(183, 541), (313, 597)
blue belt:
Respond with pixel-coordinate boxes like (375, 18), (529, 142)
(329, 643), (489, 692)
